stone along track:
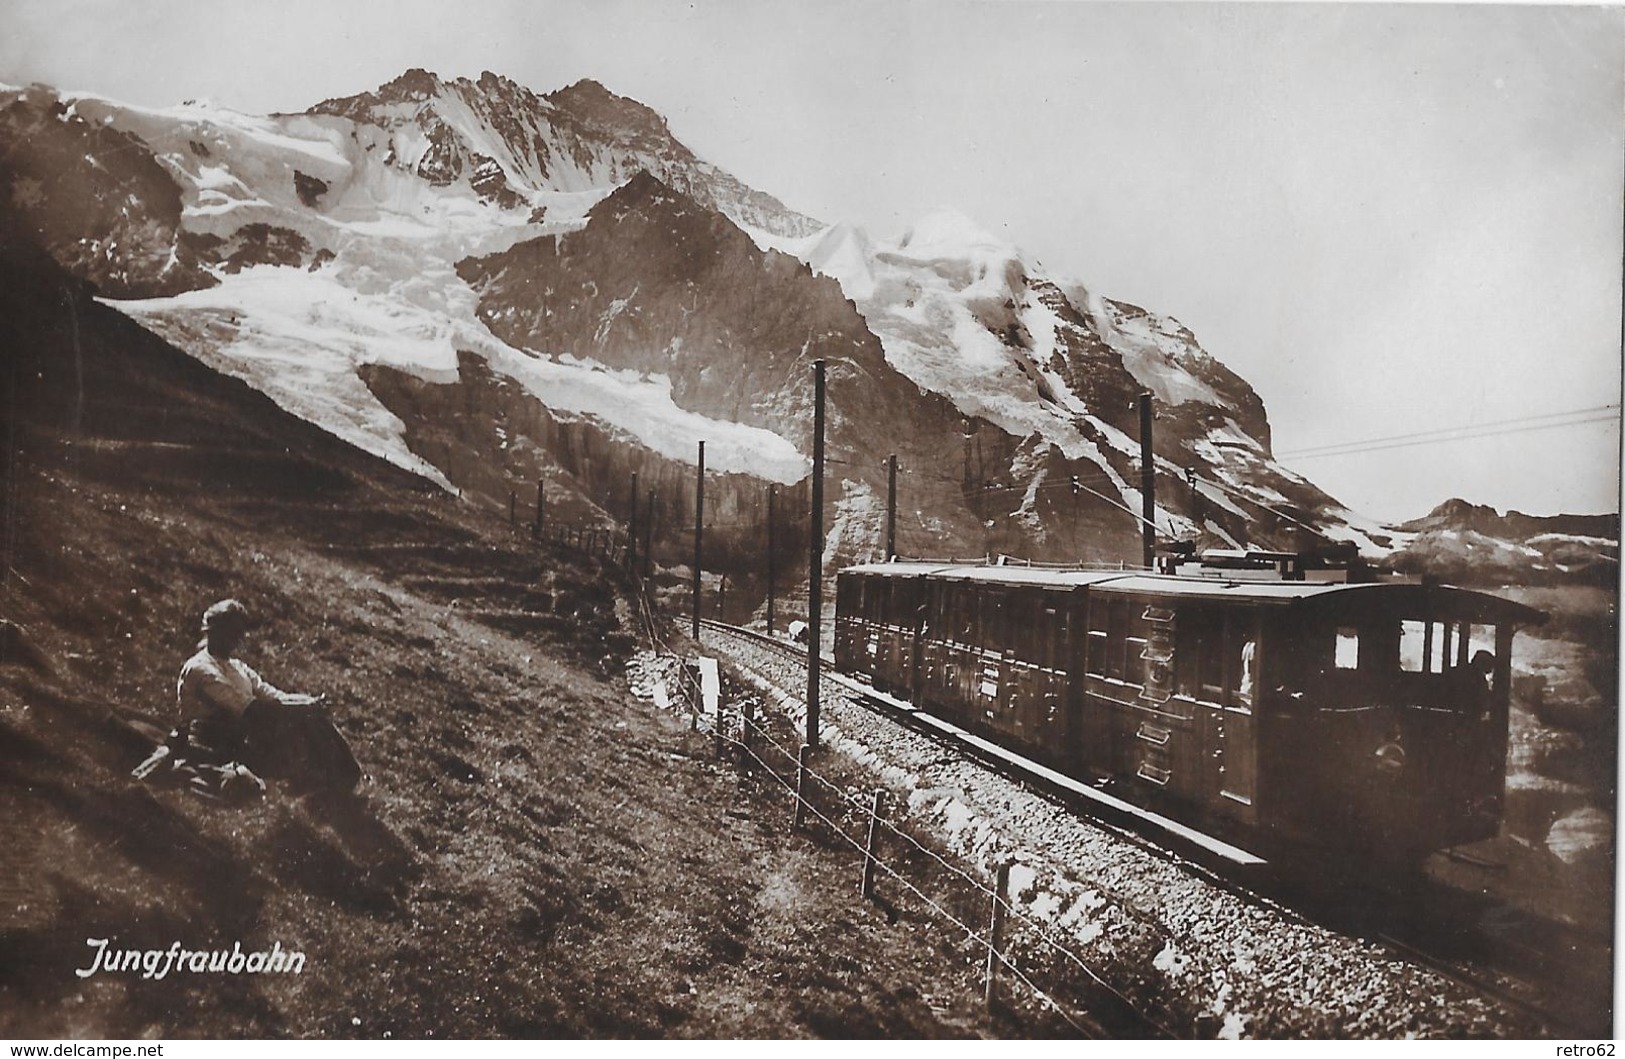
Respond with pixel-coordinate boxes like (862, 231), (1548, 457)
(693, 619), (1559, 1039)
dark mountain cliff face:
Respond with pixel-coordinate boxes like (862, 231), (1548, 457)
(543, 78), (679, 156)
(0, 87), (214, 297)
(359, 350), (815, 581)
(1096, 299), (1272, 452)
(457, 172), (961, 473)
(456, 173), (1165, 563)
(0, 68), (1476, 580)
(1027, 279), (1145, 435)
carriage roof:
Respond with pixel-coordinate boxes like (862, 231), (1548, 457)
(838, 562), (1545, 625)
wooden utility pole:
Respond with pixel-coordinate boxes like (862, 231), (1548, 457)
(885, 453), (898, 561)
(1138, 392), (1156, 569)
(693, 441), (705, 640)
(643, 487), (655, 579)
(532, 478), (545, 539)
(627, 471), (638, 577)
(766, 484), (777, 633)
(807, 359), (826, 748)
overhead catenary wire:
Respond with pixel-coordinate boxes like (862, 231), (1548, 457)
(1194, 475), (1326, 537)
(1273, 404), (1620, 461)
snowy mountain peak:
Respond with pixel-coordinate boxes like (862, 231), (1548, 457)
(896, 208), (1017, 261)
(304, 67), (820, 238)
(804, 222), (876, 301)
(0, 70), (1393, 567)
(545, 77), (671, 137)
(310, 67), (447, 111)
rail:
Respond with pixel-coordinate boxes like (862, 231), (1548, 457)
(690, 618), (1585, 1040)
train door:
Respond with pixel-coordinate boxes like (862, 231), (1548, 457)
(1036, 589), (1072, 770)
(976, 587), (1008, 732)
(1179, 606), (1260, 824)
(1216, 609), (1260, 820)
(909, 579), (934, 703)
(1077, 589), (1113, 777)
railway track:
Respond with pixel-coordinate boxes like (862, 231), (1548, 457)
(693, 617), (1604, 1039)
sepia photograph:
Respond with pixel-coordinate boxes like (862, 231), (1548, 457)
(0, 0), (1619, 1042)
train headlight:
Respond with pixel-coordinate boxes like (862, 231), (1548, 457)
(1374, 739), (1406, 774)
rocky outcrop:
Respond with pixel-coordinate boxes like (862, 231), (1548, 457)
(360, 350), (815, 581)
(1390, 499), (1620, 586)
(308, 70), (822, 238)
(0, 69), (1449, 583)
(0, 86), (215, 297)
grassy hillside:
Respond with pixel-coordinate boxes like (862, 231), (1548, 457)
(0, 228), (999, 1038)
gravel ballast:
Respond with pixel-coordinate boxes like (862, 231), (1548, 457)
(646, 629), (1544, 1039)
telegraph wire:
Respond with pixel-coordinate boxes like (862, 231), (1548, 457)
(1273, 404), (1619, 461)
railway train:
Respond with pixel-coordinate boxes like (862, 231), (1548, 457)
(833, 550), (1546, 866)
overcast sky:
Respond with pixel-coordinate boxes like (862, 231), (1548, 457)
(4, 0), (1620, 521)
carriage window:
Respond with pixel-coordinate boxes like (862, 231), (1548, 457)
(1399, 620), (1425, 672)
(1399, 619), (1451, 673)
(1123, 604), (1151, 685)
(1032, 597), (1062, 668)
(1238, 639), (1256, 704)
(1335, 628), (1360, 670)
(1174, 607), (1216, 698)
(953, 589), (973, 642)
(1125, 634), (1148, 685)
(983, 591), (1008, 652)
(1004, 591), (1036, 659)
(1108, 601), (1131, 680)
(1443, 622), (1487, 669)
(1086, 630), (1108, 675)
(1198, 621), (1224, 695)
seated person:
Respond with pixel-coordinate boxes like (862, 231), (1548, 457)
(1462, 649), (1496, 716)
(155, 599), (360, 798)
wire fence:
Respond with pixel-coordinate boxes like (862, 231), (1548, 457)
(627, 615), (1186, 1038)
(531, 491), (1189, 1037)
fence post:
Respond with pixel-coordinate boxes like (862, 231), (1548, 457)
(713, 684), (724, 758)
(860, 789), (885, 900)
(793, 744), (810, 830)
(985, 859), (1011, 1011)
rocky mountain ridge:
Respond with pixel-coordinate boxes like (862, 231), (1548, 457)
(306, 68), (822, 239)
(2, 67), (1571, 596)
(1389, 499), (1619, 587)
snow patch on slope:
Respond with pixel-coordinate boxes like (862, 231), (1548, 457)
(106, 268), (459, 487)
(110, 263), (808, 486)
(857, 210), (1098, 457)
(74, 91), (808, 487)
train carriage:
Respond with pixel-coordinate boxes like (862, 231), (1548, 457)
(833, 556), (1545, 865)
